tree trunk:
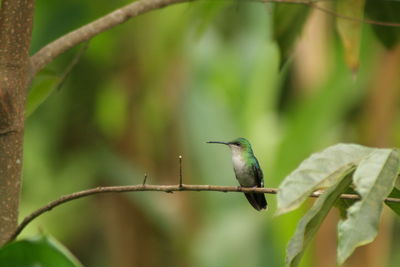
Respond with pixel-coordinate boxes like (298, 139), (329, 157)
(0, 0), (35, 245)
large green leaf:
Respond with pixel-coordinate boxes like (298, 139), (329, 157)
(277, 144), (373, 214)
(385, 187), (400, 216)
(336, 0), (365, 71)
(365, 0), (400, 49)
(273, 3), (310, 65)
(337, 149), (400, 265)
(0, 235), (82, 267)
(286, 173), (352, 267)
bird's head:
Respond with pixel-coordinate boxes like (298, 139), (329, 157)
(207, 137), (253, 154)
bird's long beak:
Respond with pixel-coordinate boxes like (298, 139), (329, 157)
(207, 141), (229, 145)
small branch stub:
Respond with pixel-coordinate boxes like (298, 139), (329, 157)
(179, 155), (183, 188)
(142, 173), (148, 185)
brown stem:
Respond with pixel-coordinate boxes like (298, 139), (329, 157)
(0, 0), (35, 246)
(6, 183), (400, 243)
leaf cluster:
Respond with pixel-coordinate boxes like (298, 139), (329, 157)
(277, 144), (400, 266)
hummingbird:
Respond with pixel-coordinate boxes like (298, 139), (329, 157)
(207, 137), (267, 211)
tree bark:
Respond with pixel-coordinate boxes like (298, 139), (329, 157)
(0, 0), (35, 245)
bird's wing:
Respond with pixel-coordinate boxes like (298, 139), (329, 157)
(252, 158), (264, 187)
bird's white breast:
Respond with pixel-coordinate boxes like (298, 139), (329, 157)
(231, 148), (256, 187)
(232, 152), (246, 172)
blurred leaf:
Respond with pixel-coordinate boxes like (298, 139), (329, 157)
(95, 81), (128, 139)
(334, 187), (358, 219)
(277, 144), (373, 214)
(241, 41), (279, 132)
(336, 0), (365, 71)
(272, 59), (372, 183)
(365, 0), (400, 49)
(286, 173), (352, 267)
(385, 187), (400, 216)
(26, 70), (60, 117)
(337, 149), (400, 265)
(191, 0), (230, 35)
(27, 42), (88, 118)
(273, 3), (310, 66)
(0, 235), (82, 267)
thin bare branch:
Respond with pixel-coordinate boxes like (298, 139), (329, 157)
(30, 0), (400, 78)
(7, 183), (400, 243)
(311, 2), (400, 27)
(30, 0), (186, 77)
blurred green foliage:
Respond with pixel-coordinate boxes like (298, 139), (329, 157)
(0, 235), (82, 267)
(21, 0), (400, 266)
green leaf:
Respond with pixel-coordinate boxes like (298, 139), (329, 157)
(0, 234), (82, 267)
(26, 70), (60, 118)
(277, 144), (373, 214)
(191, 0), (230, 36)
(337, 149), (400, 265)
(365, 0), (400, 49)
(273, 3), (310, 66)
(385, 187), (400, 216)
(336, 0), (365, 72)
(286, 172), (352, 267)
(26, 42), (88, 118)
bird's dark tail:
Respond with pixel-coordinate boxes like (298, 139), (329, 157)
(244, 193), (267, 211)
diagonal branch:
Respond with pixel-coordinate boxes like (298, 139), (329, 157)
(7, 183), (400, 243)
(30, 0), (186, 77)
(30, 0), (400, 79)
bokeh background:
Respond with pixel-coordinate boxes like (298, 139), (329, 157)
(21, 0), (400, 266)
